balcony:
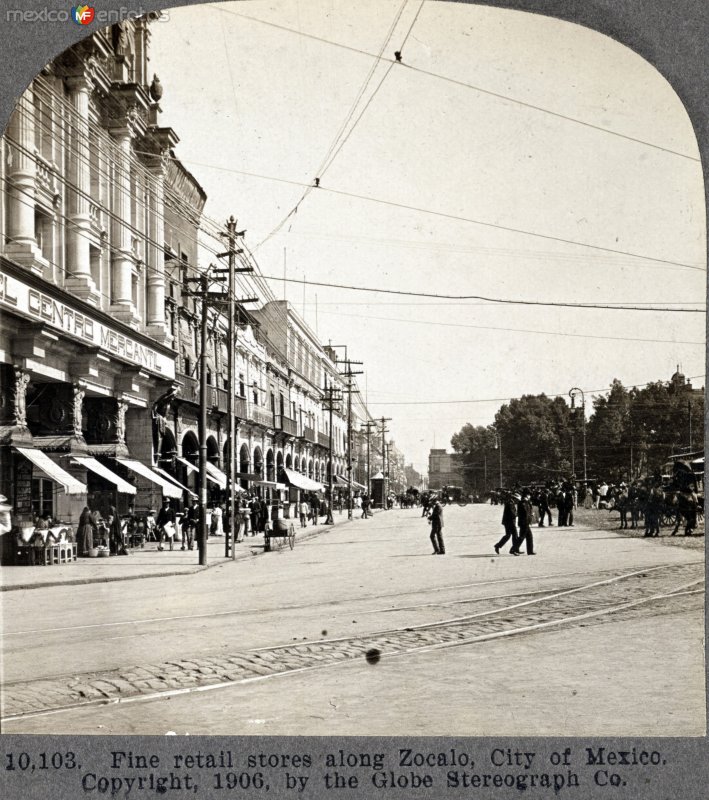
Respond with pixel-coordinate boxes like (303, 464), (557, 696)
(318, 431), (330, 448)
(178, 373), (199, 403)
(249, 403), (274, 428)
(303, 425), (316, 444)
(234, 395), (248, 419)
(275, 414), (299, 437)
(208, 386), (228, 413)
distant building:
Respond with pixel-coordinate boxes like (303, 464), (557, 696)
(428, 448), (464, 490)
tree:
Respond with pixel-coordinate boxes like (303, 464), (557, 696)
(493, 394), (572, 486)
(450, 424), (497, 493)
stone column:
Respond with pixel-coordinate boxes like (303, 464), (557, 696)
(109, 126), (137, 324)
(4, 90), (45, 273)
(146, 156), (168, 341)
(64, 75), (100, 305)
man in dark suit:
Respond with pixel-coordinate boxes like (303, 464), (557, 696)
(428, 494), (445, 554)
(517, 488), (536, 555)
(495, 491), (521, 555)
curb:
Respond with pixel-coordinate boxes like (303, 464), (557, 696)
(0, 513), (366, 592)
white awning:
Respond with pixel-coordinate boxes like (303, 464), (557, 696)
(253, 480), (287, 490)
(15, 447), (86, 495)
(176, 455), (198, 474)
(115, 457), (182, 499)
(334, 474), (366, 491)
(282, 468), (324, 492)
(206, 461), (227, 489)
(72, 456), (136, 495)
(154, 467), (197, 499)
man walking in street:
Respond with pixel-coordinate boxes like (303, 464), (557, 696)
(516, 488), (536, 555)
(361, 493), (371, 518)
(495, 491), (521, 555)
(428, 494), (445, 554)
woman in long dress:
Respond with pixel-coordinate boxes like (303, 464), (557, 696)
(77, 506), (95, 556)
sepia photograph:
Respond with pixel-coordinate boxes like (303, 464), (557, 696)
(0, 0), (705, 751)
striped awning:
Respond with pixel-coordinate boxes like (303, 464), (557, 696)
(72, 456), (136, 495)
(114, 458), (182, 499)
(154, 467), (197, 499)
(15, 447), (86, 495)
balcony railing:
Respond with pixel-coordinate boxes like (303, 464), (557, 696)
(178, 373), (199, 403)
(208, 386), (228, 413)
(275, 414), (299, 437)
(234, 395), (248, 419)
(303, 425), (316, 444)
(318, 431), (330, 448)
(249, 403), (274, 428)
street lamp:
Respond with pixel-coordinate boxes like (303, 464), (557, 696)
(491, 428), (502, 488)
(569, 387), (587, 485)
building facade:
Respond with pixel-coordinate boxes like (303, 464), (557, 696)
(0, 19), (389, 561)
(427, 448), (464, 491)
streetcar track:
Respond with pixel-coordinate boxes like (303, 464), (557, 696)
(2, 561), (698, 638)
(2, 578), (702, 725)
(1, 563), (703, 724)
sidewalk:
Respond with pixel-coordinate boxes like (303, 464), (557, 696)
(1, 510), (369, 592)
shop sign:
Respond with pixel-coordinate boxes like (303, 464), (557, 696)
(0, 270), (175, 379)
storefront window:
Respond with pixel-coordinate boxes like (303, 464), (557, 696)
(31, 478), (54, 520)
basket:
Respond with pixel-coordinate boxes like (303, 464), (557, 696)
(88, 548), (99, 558)
(97, 547), (110, 558)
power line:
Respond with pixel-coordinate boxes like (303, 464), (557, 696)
(315, 185), (704, 273)
(365, 375), (705, 406)
(212, 4), (700, 164)
(257, 274), (704, 312)
(313, 308), (704, 344)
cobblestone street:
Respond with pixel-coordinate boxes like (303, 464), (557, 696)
(2, 505), (704, 734)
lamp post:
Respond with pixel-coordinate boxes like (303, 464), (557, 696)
(492, 427), (502, 488)
(569, 387), (587, 485)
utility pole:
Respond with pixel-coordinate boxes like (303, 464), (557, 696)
(215, 218), (250, 560)
(379, 416), (391, 507)
(339, 358), (363, 520)
(569, 388), (587, 486)
(322, 381), (342, 524)
(361, 420), (377, 497)
(185, 259), (256, 567)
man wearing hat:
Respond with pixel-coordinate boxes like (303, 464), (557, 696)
(516, 488), (536, 555)
(156, 497), (175, 551)
(495, 491), (521, 555)
(427, 494), (445, 554)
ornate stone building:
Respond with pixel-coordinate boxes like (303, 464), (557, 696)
(0, 18), (386, 561)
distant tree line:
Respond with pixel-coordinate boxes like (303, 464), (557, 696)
(451, 373), (704, 490)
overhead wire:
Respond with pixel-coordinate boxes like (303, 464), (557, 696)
(365, 374), (705, 406)
(312, 308), (704, 344)
(255, 273), (705, 312)
(212, 3), (700, 164)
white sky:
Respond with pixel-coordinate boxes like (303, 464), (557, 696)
(149, 0), (706, 474)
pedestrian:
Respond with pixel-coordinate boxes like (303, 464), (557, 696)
(516, 489), (536, 555)
(259, 497), (269, 533)
(77, 505), (96, 556)
(427, 494), (445, 554)
(299, 497), (309, 528)
(156, 498), (175, 551)
(107, 506), (127, 556)
(210, 504), (223, 536)
(361, 494), (370, 519)
(310, 493), (320, 526)
(181, 501), (196, 550)
(563, 486), (575, 527)
(494, 491), (521, 555)
(250, 496), (259, 535)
